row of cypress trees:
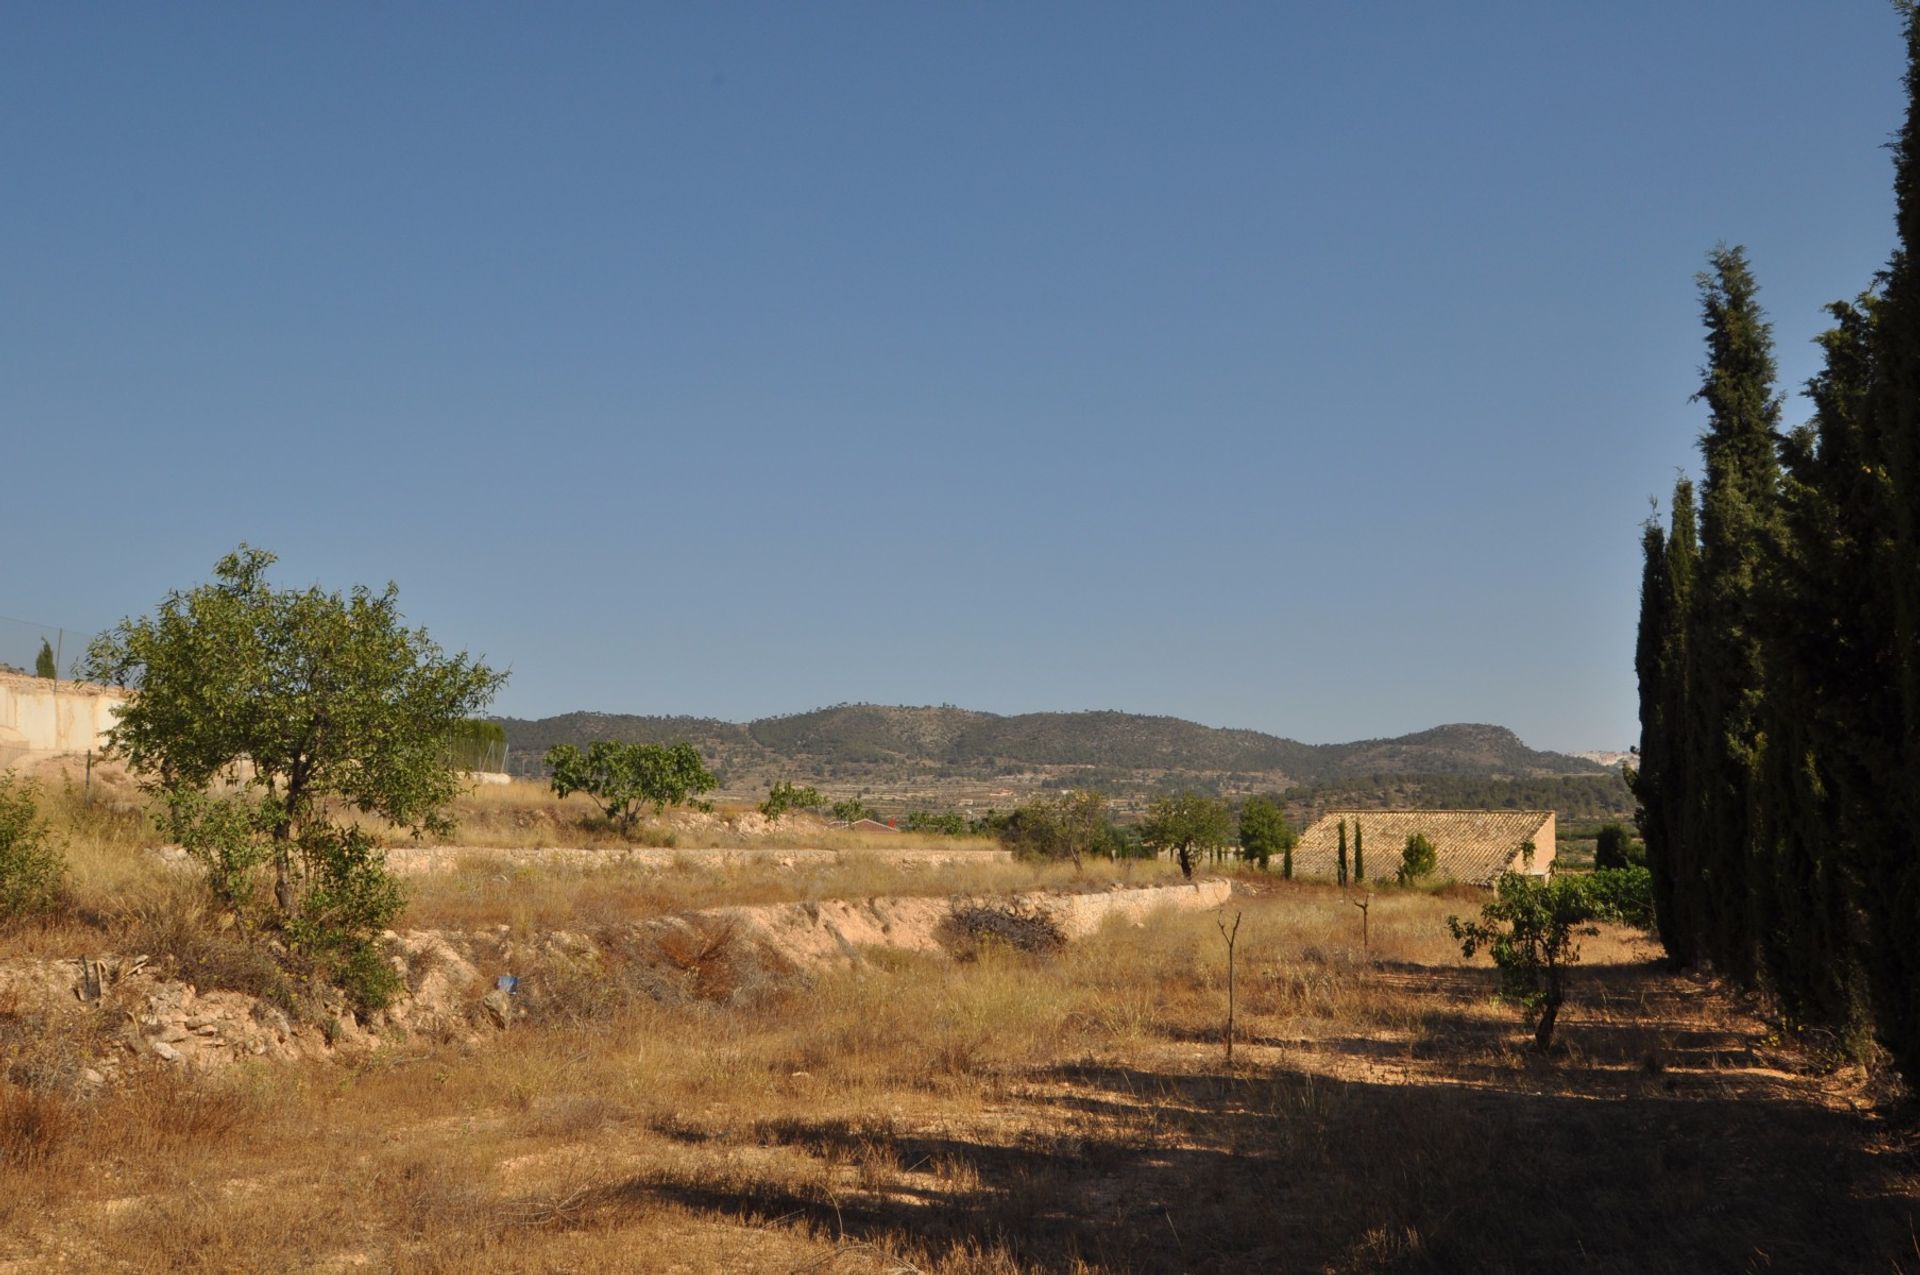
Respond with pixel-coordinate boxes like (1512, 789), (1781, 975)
(1633, 9), (1920, 1080)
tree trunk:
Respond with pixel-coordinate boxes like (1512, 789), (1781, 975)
(1533, 993), (1562, 1051)
(273, 826), (294, 913)
(1178, 844), (1194, 878)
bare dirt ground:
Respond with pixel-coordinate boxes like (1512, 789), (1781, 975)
(2, 873), (1914, 1273)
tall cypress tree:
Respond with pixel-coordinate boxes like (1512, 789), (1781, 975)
(1689, 246), (1782, 983)
(1353, 821), (1365, 884)
(1847, 7), (1920, 1079)
(1635, 478), (1700, 966)
(1337, 819), (1348, 887)
(1634, 507), (1678, 959)
(1751, 297), (1877, 1036)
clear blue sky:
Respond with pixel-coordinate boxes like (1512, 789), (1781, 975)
(2, 4), (1906, 751)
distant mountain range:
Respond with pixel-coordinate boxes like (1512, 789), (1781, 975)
(491, 703), (1608, 798)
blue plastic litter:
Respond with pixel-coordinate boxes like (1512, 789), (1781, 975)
(496, 974), (519, 996)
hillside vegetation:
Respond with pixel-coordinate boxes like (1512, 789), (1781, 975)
(495, 705), (1605, 804)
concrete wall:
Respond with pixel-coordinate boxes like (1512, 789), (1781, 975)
(0, 671), (128, 768)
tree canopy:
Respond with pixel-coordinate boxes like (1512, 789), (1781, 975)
(1237, 796), (1293, 871)
(85, 545), (505, 1010)
(1141, 792), (1233, 879)
(545, 740), (717, 834)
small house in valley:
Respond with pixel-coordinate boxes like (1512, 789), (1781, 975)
(1293, 810), (1555, 885)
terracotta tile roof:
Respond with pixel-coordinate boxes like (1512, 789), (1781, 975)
(1293, 810), (1555, 885)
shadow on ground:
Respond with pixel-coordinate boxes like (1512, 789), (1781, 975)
(588, 959), (1918, 1273)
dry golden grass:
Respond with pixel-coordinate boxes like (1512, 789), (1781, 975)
(2, 858), (1912, 1273)
(2, 770), (1911, 1270)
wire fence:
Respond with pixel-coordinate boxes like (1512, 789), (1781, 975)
(0, 612), (104, 684)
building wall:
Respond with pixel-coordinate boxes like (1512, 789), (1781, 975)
(1512, 812), (1556, 876)
(0, 672), (128, 768)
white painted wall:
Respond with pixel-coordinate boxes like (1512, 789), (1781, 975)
(0, 671), (128, 767)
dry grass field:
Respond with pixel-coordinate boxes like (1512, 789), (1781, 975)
(0, 766), (1915, 1272)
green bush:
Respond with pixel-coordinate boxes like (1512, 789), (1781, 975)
(285, 826), (406, 1014)
(0, 776), (64, 922)
(1577, 865), (1654, 929)
(904, 809), (969, 836)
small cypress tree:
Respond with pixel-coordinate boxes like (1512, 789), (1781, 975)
(1594, 823), (1633, 871)
(1353, 821), (1365, 883)
(33, 640), (54, 680)
(1337, 819), (1348, 886)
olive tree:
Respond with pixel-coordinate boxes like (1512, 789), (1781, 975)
(545, 740), (717, 834)
(86, 545), (505, 1011)
(1141, 792), (1233, 879)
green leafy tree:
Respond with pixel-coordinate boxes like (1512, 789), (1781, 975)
(1237, 796), (1292, 870)
(545, 741), (717, 835)
(1054, 789), (1111, 868)
(1140, 792), (1232, 879)
(85, 545), (504, 1012)
(830, 797), (877, 823)
(33, 640), (54, 680)
(761, 781), (824, 818)
(0, 775), (63, 922)
(1397, 832), (1438, 885)
(995, 790), (1111, 866)
(1448, 865), (1608, 1051)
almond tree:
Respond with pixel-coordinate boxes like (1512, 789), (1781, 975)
(87, 545), (505, 1011)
